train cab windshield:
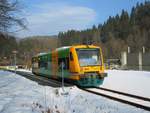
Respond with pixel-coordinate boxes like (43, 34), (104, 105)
(76, 48), (101, 66)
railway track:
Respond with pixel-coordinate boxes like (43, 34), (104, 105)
(82, 87), (150, 111)
(7, 70), (150, 111)
(8, 70), (72, 87)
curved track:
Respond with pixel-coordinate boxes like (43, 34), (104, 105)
(8, 70), (72, 87)
(82, 87), (150, 111)
(7, 70), (150, 111)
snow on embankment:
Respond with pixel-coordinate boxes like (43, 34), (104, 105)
(0, 70), (149, 113)
(101, 70), (150, 98)
(16, 69), (32, 73)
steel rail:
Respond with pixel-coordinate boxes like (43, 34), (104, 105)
(81, 88), (150, 111)
(95, 87), (150, 102)
(8, 70), (71, 87)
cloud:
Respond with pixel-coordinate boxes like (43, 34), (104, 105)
(17, 2), (96, 37)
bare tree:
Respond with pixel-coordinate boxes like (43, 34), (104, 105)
(0, 0), (26, 33)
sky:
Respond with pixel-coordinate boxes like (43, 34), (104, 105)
(16, 0), (146, 38)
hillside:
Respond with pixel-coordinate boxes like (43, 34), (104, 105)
(0, 1), (150, 66)
(0, 35), (58, 66)
(58, 1), (150, 58)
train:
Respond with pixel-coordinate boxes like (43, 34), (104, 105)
(32, 45), (107, 87)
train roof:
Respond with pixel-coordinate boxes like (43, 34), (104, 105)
(55, 46), (71, 51)
(33, 44), (100, 58)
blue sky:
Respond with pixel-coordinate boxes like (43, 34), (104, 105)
(17, 0), (146, 37)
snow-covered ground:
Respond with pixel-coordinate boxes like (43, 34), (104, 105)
(0, 70), (149, 113)
(101, 70), (150, 98)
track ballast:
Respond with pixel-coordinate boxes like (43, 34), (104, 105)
(8, 70), (72, 87)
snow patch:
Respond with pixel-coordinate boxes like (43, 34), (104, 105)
(101, 70), (150, 98)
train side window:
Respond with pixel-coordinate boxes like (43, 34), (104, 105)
(70, 52), (73, 61)
(39, 61), (48, 69)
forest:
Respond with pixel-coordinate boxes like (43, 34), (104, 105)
(58, 1), (150, 58)
(0, 1), (150, 66)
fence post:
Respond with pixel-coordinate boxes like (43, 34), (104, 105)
(142, 46), (145, 54)
(139, 52), (142, 71)
(128, 46), (130, 53)
(121, 51), (127, 66)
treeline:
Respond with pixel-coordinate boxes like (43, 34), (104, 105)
(18, 36), (58, 67)
(0, 35), (58, 66)
(0, 34), (18, 65)
(1, 1), (150, 66)
(58, 1), (150, 58)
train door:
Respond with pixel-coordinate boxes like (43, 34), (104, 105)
(69, 48), (80, 73)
